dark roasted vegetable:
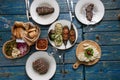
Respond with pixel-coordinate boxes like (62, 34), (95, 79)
(48, 29), (55, 41)
(36, 6), (54, 15)
(85, 4), (94, 21)
(62, 26), (69, 47)
(69, 24), (76, 44)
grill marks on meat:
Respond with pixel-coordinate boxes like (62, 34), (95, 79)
(32, 58), (49, 74)
(36, 6), (54, 15)
(85, 4), (94, 21)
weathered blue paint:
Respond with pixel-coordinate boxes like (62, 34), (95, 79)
(0, 0), (120, 80)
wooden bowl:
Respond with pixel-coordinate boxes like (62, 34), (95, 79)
(2, 39), (30, 59)
(73, 40), (101, 69)
(11, 21), (41, 46)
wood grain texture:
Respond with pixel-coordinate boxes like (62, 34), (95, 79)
(84, 32), (120, 45)
(0, 64), (84, 80)
(0, 0), (120, 80)
(83, 21), (120, 32)
(85, 61), (120, 80)
(100, 46), (120, 61)
(0, 66), (29, 80)
(0, 0), (120, 15)
(0, 14), (82, 31)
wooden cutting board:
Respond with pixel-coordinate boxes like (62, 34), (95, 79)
(73, 40), (101, 69)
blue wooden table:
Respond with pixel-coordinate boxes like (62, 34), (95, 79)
(0, 0), (120, 80)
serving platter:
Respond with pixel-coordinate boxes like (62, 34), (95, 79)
(30, 0), (60, 25)
(48, 20), (78, 50)
(75, 0), (105, 25)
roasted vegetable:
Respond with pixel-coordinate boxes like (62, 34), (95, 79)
(55, 23), (63, 34)
(62, 26), (69, 47)
(54, 34), (63, 47)
(85, 4), (94, 21)
(48, 29), (56, 41)
(69, 24), (76, 44)
(36, 6), (54, 15)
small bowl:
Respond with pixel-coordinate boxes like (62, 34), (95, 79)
(36, 38), (48, 50)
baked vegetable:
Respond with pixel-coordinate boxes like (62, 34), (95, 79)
(54, 34), (63, 47)
(48, 29), (56, 41)
(62, 26), (69, 47)
(55, 23), (63, 34)
(69, 24), (76, 44)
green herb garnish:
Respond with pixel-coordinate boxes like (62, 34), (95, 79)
(5, 40), (17, 56)
(84, 48), (94, 58)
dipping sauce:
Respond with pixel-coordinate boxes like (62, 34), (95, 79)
(36, 39), (48, 50)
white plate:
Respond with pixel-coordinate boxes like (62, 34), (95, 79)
(48, 20), (78, 50)
(26, 51), (56, 80)
(75, 0), (105, 25)
(30, 0), (60, 25)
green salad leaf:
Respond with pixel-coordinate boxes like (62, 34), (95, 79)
(84, 48), (94, 58)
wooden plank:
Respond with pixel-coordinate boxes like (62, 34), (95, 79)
(103, 10), (120, 20)
(0, 64), (84, 80)
(84, 32), (120, 45)
(100, 46), (120, 61)
(85, 61), (120, 80)
(0, 0), (26, 15)
(0, 15), (27, 31)
(83, 21), (120, 32)
(0, 0), (120, 15)
(0, 66), (29, 80)
(52, 64), (84, 80)
(0, 14), (82, 31)
(101, 0), (120, 9)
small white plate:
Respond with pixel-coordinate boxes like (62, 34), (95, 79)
(75, 0), (105, 25)
(26, 51), (56, 80)
(30, 0), (60, 25)
(48, 20), (78, 50)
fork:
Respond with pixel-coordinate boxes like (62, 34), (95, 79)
(66, 0), (74, 29)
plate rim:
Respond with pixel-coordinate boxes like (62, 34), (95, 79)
(30, 0), (60, 25)
(25, 51), (56, 80)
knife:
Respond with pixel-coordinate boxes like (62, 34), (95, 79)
(66, 0), (74, 22)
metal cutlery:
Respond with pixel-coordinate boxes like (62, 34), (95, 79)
(25, 0), (31, 21)
(66, 0), (74, 23)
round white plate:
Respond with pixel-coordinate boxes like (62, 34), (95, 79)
(30, 0), (60, 25)
(26, 51), (56, 80)
(48, 20), (78, 50)
(75, 0), (105, 25)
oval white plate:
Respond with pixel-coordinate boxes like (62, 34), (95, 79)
(30, 0), (60, 25)
(48, 20), (78, 50)
(75, 0), (105, 25)
(26, 51), (56, 80)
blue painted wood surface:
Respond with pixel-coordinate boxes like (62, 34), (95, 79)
(0, 0), (120, 80)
